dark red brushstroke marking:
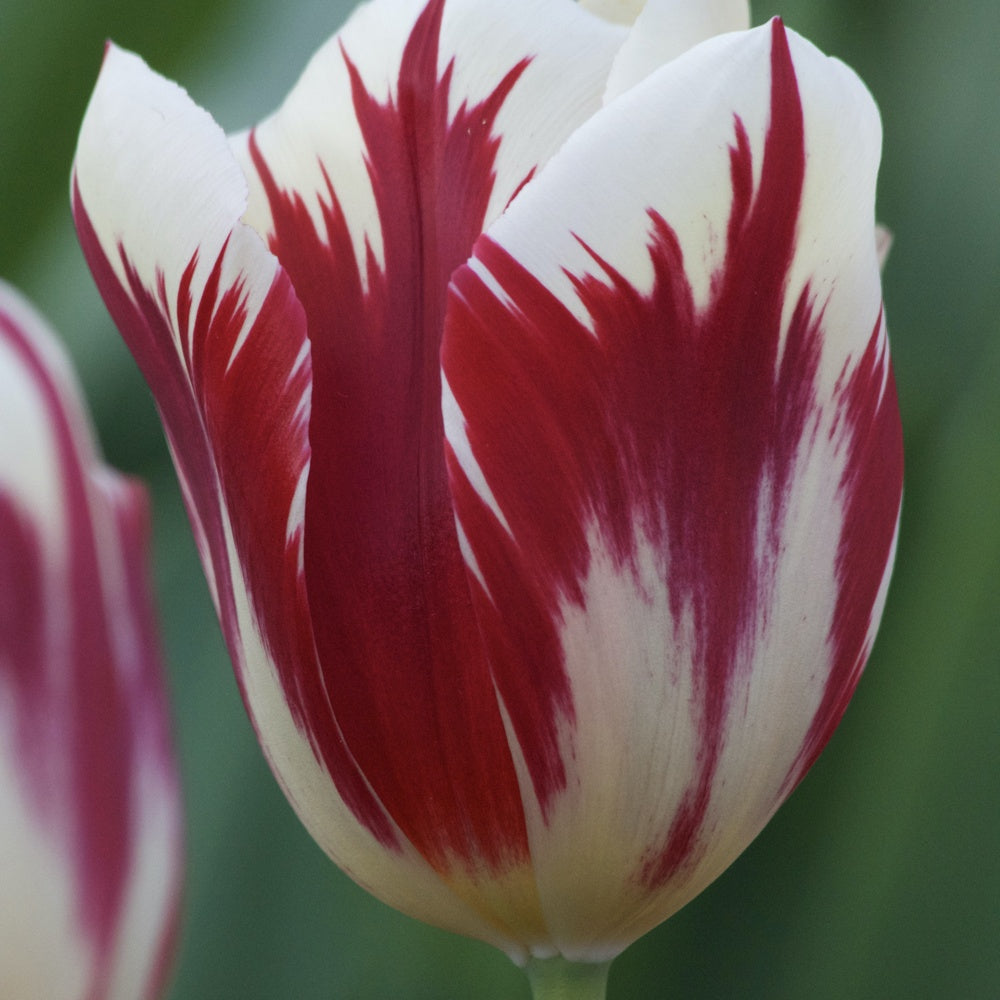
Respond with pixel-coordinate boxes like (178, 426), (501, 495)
(445, 20), (900, 884)
(72, 189), (399, 848)
(783, 318), (902, 791)
(0, 493), (47, 794)
(1, 308), (130, 997)
(249, 0), (537, 871)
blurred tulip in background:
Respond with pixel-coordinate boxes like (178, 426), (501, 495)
(0, 282), (182, 1000)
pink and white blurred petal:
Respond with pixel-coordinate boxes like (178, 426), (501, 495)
(443, 20), (901, 958)
(0, 281), (181, 999)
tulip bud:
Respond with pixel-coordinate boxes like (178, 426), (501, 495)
(72, 0), (901, 988)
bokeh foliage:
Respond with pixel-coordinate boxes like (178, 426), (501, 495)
(2, 1), (997, 997)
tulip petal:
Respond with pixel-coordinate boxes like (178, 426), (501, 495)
(0, 282), (181, 999)
(71, 35), (544, 956)
(443, 19), (901, 958)
(226, 0), (627, 925)
(604, 0), (751, 102)
(579, 0), (647, 26)
(70, 45), (354, 846)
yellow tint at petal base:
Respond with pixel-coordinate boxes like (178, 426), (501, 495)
(441, 857), (550, 961)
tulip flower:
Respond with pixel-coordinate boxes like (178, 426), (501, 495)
(72, 0), (902, 993)
(0, 282), (182, 1000)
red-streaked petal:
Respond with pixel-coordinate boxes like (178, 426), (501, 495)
(71, 40), (530, 955)
(0, 282), (181, 999)
(443, 19), (901, 958)
(227, 0), (625, 906)
(71, 43), (307, 704)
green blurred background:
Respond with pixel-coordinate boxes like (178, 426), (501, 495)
(1, 0), (997, 997)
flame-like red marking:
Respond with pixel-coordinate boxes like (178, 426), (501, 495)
(784, 317), (902, 789)
(0, 493), (45, 773)
(248, 0), (534, 870)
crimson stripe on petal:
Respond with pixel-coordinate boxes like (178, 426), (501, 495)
(249, 0), (532, 872)
(0, 494), (45, 774)
(784, 316), (902, 789)
(73, 183), (237, 666)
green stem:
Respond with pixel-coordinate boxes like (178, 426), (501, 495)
(524, 956), (612, 1000)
